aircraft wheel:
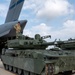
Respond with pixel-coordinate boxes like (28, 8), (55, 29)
(13, 67), (17, 73)
(18, 68), (22, 75)
(9, 66), (12, 71)
(23, 70), (29, 75)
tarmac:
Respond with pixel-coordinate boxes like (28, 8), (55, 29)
(0, 59), (17, 75)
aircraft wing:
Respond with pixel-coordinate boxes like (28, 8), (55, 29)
(0, 30), (10, 37)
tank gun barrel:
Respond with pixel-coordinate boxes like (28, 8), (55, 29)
(41, 35), (51, 39)
(41, 39), (75, 50)
(39, 42), (54, 46)
(54, 39), (75, 50)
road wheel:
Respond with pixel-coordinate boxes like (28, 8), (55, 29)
(18, 68), (22, 75)
(6, 65), (9, 70)
(13, 67), (17, 73)
(23, 70), (29, 75)
(9, 66), (12, 71)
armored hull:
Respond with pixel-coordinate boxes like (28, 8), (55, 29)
(1, 34), (75, 75)
(1, 49), (75, 75)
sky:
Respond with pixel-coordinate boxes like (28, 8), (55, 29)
(0, 0), (75, 41)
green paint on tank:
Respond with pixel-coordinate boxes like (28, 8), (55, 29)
(1, 33), (75, 75)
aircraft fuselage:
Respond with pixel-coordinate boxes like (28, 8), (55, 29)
(0, 20), (27, 55)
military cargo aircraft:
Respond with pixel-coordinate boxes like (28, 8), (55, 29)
(0, 0), (26, 55)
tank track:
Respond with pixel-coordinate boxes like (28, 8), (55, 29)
(3, 63), (73, 75)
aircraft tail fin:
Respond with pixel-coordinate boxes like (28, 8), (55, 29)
(5, 0), (24, 23)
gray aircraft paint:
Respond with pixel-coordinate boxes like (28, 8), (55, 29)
(5, 0), (24, 23)
(0, 20), (27, 37)
(0, 0), (26, 54)
(0, 0), (26, 37)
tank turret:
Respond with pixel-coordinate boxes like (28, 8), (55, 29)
(7, 33), (75, 50)
(54, 38), (75, 50)
(7, 33), (53, 49)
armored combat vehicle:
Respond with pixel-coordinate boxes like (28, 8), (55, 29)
(54, 38), (75, 50)
(1, 33), (75, 75)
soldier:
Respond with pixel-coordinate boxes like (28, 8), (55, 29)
(14, 22), (21, 38)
